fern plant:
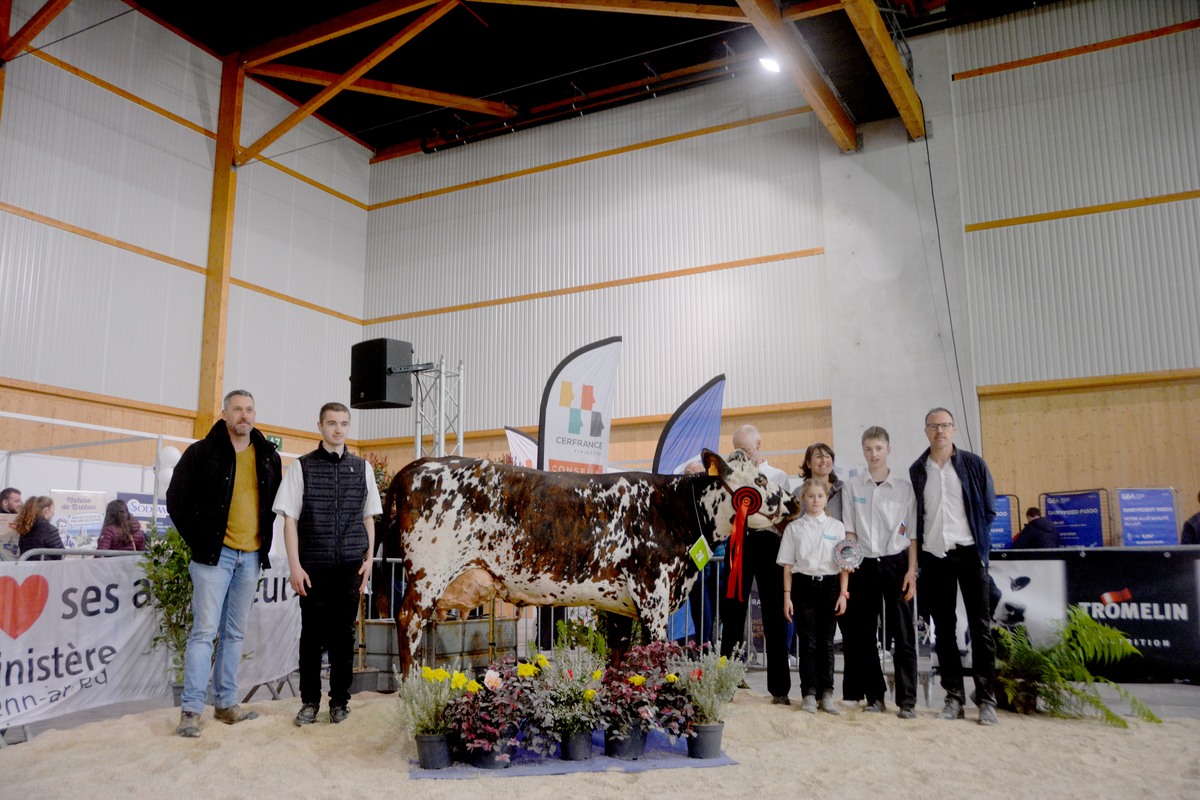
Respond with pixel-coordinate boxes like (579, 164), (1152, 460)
(993, 605), (1161, 728)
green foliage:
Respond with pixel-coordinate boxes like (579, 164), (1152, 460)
(668, 643), (747, 724)
(140, 527), (193, 683)
(555, 618), (609, 661)
(396, 666), (469, 737)
(524, 644), (608, 754)
(994, 606), (1162, 727)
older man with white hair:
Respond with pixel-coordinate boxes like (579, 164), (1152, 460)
(719, 424), (794, 703)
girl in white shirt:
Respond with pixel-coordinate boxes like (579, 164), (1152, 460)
(779, 478), (849, 714)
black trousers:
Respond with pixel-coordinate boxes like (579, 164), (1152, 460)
(793, 573), (840, 697)
(920, 545), (996, 706)
(720, 530), (790, 698)
(847, 552), (917, 708)
(298, 563), (362, 708)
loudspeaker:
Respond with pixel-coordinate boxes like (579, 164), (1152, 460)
(350, 338), (414, 409)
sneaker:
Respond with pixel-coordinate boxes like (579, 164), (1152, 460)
(818, 691), (841, 715)
(977, 703), (998, 726)
(771, 695), (791, 706)
(937, 698), (965, 720)
(176, 710), (201, 738)
(863, 699), (886, 713)
(213, 704), (259, 725)
(788, 655), (798, 669)
(898, 706), (917, 720)
(330, 705), (350, 724)
(294, 703), (319, 726)
(800, 695), (818, 714)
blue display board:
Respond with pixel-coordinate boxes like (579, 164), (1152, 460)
(990, 494), (1016, 550)
(1117, 488), (1178, 546)
(1044, 491), (1104, 548)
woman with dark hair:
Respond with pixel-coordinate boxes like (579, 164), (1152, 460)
(799, 443), (846, 521)
(15, 496), (63, 560)
(98, 499), (145, 551)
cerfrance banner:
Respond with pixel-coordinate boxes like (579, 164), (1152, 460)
(1116, 488), (1178, 546)
(653, 375), (727, 642)
(652, 374), (726, 475)
(989, 494), (1017, 550)
(504, 427), (539, 469)
(1044, 491), (1104, 547)
(537, 337), (622, 474)
(0, 558), (300, 727)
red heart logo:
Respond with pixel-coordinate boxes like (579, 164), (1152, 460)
(0, 575), (50, 639)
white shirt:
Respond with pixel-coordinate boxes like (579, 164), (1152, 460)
(844, 470), (915, 559)
(273, 449), (384, 521)
(778, 512), (844, 577)
(922, 455), (974, 556)
(758, 459), (791, 493)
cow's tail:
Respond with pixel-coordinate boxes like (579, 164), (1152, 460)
(381, 470), (406, 563)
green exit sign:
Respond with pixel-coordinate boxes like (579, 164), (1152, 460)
(266, 435), (283, 450)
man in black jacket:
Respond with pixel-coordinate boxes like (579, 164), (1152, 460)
(274, 402), (379, 726)
(167, 390), (281, 738)
(1013, 507), (1061, 549)
(910, 407), (999, 726)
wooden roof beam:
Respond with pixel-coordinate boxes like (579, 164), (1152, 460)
(236, 0), (459, 167)
(241, 0), (438, 69)
(469, 0), (744, 21)
(735, 0), (856, 151)
(0, 0), (73, 63)
(246, 62), (514, 118)
(781, 0), (843, 21)
(842, 0), (924, 139)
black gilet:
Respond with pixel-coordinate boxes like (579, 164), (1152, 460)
(298, 445), (370, 567)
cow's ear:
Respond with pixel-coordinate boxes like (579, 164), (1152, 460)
(702, 449), (730, 479)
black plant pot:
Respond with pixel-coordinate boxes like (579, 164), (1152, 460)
(415, 734), (451, 769)
(687, 722), (724, 759)
(560, 730), (594, 761)
(604, 726), (647, 760)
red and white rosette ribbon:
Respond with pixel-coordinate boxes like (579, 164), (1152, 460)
(725, 486), (762, 602)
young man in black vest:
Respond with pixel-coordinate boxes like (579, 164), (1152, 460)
(274, 402), (380, 725)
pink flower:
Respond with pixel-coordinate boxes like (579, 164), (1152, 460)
(638, 706), (653, 720)
(484, 669), (502, 690)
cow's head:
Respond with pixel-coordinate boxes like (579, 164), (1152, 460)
(701, 448), (799, 533)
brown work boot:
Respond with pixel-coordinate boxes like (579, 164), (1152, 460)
(213, 704), (259, 725)
(176, 711), (201, 738)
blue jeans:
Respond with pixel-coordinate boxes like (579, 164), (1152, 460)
(181, 546), (260, 713)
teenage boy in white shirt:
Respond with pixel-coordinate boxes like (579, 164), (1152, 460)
(843, 426), (918, 719)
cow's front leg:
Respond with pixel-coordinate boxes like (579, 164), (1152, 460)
(630, 572), (674, 642)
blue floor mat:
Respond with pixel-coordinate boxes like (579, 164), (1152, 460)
(410, 729), (737, 779)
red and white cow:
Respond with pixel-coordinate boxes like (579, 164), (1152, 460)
(382, 448), (798, 672)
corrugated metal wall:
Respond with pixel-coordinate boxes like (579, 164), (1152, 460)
(359, 253), (829, 439)
(951, 1), (1200, 386)
(361, 73), (826, 439)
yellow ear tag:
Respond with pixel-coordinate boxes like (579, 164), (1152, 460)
(707, 463), (718, 476)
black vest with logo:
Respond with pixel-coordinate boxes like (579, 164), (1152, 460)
(298, 446), (370, 567)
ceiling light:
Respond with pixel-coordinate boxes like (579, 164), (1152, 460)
(760, 58), (780, 73)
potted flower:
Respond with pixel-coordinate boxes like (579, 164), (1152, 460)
(597, 640), (692, 759)
(446, 657), (539, 769)
(668, 643), (747, 758)
(525, 646), (607, 761)
(397, 666), (472, 769)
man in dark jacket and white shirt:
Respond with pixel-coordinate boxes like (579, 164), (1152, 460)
(167, 390), (282, 738)
(909, 407), (999, 726)
(274, 402), (380, 726)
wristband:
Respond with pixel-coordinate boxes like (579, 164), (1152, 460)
(839, 591), (850, 599)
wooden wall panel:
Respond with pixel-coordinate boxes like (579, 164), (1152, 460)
(980, 376), (1200, 537)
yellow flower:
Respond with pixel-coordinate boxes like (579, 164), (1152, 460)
(535, 653), (549, 668)
(592, 670), (604, 681)
(421, 666), (434, 680)
(466, 680), (482, 693)
(451, 671), (468, 690)
(584, 689), (596, 701)
(517, 662), (538, 677)
(719, 656), (727, 668)
(628, 675), (646, 686)
(666, 673), (678, 683)
(432, 668), (450, 683)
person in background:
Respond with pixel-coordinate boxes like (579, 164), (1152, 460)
(910, 407), (999, 727)
(15, 496), (62, 560)
(1, 487), (22, 514)
(97, 499), (146, 551)
(1012, 507), (1061, 549)
(1179, 492), (1200, 546)
(779, 477), (848, 715)
(685, 460), (721, 644)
